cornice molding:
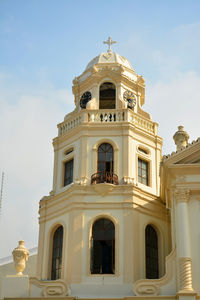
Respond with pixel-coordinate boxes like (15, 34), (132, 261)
(162, 138), (200, 164)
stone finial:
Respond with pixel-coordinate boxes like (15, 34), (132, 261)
(173, 126), (189, 151)
(12, 240), (29, 275)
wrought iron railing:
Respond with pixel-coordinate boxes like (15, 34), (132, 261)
(91, 171), (119, 185)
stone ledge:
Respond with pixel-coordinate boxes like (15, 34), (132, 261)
(4, 296), (177, 300)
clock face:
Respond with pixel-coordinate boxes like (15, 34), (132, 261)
(80, 91), (92, 109)
(123, 90), (136, 109)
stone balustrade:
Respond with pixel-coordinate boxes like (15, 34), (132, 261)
(58, 109), (157, 136)
(58, 115), (82, 135)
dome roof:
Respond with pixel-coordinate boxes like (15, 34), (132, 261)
(85, 51), (133, 71)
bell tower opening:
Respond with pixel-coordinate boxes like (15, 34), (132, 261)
(99, 82), (116, 109)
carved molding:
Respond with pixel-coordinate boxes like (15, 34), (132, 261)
(174, 188), (190, 203)
(179, 257), (194, 292)
(123, 176), (135, 185)
(93, 183), (114, 196)
(74, 176), (88, 185)
(72, 67), (145, 98)
(30, 277), (70, 297)
(133, 248), (176, 296)
(134, 282), (160, 296)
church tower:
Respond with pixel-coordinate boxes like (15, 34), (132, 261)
(3, 38), (200, 300)
(34, 38), (171, 297)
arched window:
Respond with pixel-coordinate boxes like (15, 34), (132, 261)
(51, 226), (63, 280)
(98, 143), (113, 174)
(145, 225), (159, 279)
(91, 143), (118, 185)
(91, 218), (115, 274)
(99, 82), (116, 109)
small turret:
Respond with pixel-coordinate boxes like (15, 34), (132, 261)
(173, 126), (189, 151)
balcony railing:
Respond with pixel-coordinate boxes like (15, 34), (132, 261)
(58, 109), (158, 136)
(91, 171), (119, 185)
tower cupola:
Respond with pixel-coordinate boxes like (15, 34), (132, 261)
(72, 37), (147, 116)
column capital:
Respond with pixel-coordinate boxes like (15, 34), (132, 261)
(175, 188), (190, 203)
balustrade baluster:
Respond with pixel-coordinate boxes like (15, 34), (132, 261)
(58, 109), (155, 136)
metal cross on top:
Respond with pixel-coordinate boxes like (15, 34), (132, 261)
(103, 36), (117, 52)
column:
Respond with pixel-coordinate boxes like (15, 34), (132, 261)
(91, 83), (99, 109)
(175, 188), (195, 294)
(78, 135), (88, 184)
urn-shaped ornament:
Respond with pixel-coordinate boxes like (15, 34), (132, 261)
(12, 240), (29, 275)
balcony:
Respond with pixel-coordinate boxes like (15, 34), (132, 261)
(57, 109), (158, 137)
(91, 171), (119, 185)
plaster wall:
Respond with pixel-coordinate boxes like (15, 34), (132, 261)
(53, 127), (161, 196)
(38, 197), (170, 286)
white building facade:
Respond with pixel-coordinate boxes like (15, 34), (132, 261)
(1, 39), (200, 300)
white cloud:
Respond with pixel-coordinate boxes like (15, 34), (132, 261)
(145, 71), (200, 154)
(0, 75), (74, 258)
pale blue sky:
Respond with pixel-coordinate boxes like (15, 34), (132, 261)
(0, 0), (200, 258)
(1, 0), (200, 86)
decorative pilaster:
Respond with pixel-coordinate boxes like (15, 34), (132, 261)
(175, 188), (195, 293)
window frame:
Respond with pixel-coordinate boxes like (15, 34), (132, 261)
(60, 146), (75, 189)
(92, 139), (119, 179)
(50, 225), (64, 280)
(97, 143), (114, 174)
(137, 155), (151, 187)
(63, 158), (74, 187)
(90, 217), (115, 275)
(88, 214), (119, 277)
(145, 224), (159, 279)
(138, 158), (149, 186)
(137, 144), (150, 156)
(142, 222), (166, 280)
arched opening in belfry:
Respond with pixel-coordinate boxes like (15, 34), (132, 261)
(91, 218), (115, 274)
(99, 82), (116, 109)
(145, 224), (159, 279)
(51, 226), (63, 280)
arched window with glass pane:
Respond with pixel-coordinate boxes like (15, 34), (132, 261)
(98, 143), (113, 174)
(145, 224), (159, 279)
(91, 218), (115, 274)
(91, 142), (118, 185)
(51, 226), (63, 280)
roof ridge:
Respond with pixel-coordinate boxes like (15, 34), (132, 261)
(162, 137), (200, 162)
